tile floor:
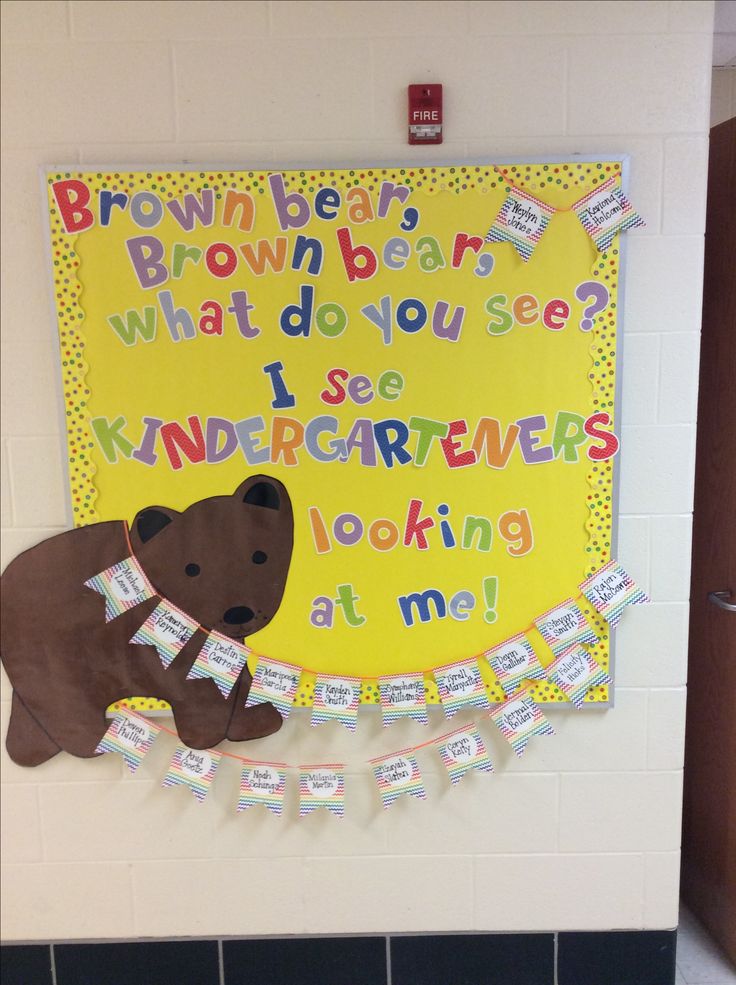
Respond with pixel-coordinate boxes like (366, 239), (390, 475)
(677, 906), (736, 985)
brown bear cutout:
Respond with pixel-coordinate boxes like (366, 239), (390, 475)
(0, 475), (294, 766)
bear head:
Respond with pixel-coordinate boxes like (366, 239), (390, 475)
(129, 475), (294, 639)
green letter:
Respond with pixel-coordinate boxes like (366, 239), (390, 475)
(91, 416), (134, 463)
(335, 583), (366, 627)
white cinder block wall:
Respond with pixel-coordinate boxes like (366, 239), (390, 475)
(0, 0), (713, 941)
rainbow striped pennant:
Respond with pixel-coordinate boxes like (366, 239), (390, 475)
(572, 177), (645, 252)
(85, 555), (156, 622)
(162, 743), (221, 803)
(579, 561), (649, 629)
(546, 646), (611, 710)
(490, 688), (555, 758)
(238, 763), (287, 816)
(436, 724), (494, 785)
(186, 630), (250, 698)
(433, 657), (490, 717)
(535, 598), (598, 657)
(245, 656), (302, 719)
(485, 186), (555, 262)
(378, 672), (428, 727)
(94, 707), (161, 773)
(129, 599), (199, 669)
(311, 675), (361, 732)
(484, 632), (546, 696)
(369, 750), (426, 809)
(298, 765), (346, 818)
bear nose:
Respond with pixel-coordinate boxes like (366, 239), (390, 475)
(223, 606), (255, 625)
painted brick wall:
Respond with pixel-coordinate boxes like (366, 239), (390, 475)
(0, 0), (713, 941)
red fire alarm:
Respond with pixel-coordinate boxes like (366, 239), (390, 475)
(408, 84), (443, 145)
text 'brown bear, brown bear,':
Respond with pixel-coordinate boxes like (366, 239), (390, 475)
(0, 475), (294, 766)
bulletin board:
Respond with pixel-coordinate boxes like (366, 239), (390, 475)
(45, 161), (628, 709)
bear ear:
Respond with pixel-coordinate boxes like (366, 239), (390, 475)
(235, 475), (282, 511)
(132, 506), (179, 545)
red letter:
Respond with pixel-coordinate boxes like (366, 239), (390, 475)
(543, 299), (570, 331)
(160, 416), (206, 470)
(198, 301), (223, 335)
(336, 227), (377, 282)
(452, 232), (483, 269)
(440, 419), (478, 468)
(51, 179), (94, 233)
(584, 412), (619, 461)
(403, 498), (435, 550)
(320, 368), (350, 405)
(205, 242), (238, 278)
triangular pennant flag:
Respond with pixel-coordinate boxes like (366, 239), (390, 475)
(485, 186), (555, 262)
(534, 598), (598, 656)
(238, 763), (287, 816)
(378, 673), (428, 727)
(162, 743), (221, 803)
(579, 560), (649, 628)
(490, 688), (555, 757)
(572, 176), (645, 252)
(244, 656), (301, 719)
(485, 632), (546, 696)
(186, 631), (250, 698)
(546, 645), (611, 709)
(94, 708), (160, 773)
(311, 675), (361, 732)
(299, 764), (346, 818)
(433, 657), (490, 717)
(129, 599), (199, 669)
(369, 750), (426, 809)
(436, 724), (494, 785)
(85, 556), (156, 622)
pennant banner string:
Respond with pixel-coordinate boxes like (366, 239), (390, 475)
(107, 561), (648, 776)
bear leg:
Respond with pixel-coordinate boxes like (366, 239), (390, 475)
(226, 673), (282, 742)
(6, 691), (61, 767)
(170, 694), (229, 750)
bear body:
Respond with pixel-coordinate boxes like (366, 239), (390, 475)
(0, 475), (294, 766)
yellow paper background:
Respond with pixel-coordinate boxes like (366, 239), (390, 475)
(47, 164), (620, 704)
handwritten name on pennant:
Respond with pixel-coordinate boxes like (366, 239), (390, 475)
(485, 632), (546, 696)
(95, 708), (160, 773)
(369, 751), (426, 809)
(311, 675), (361, 732)
(186, 631), (250, 698)
(547, 646), (611, 709)
(245, 656), (301, 719)
(485, 186), (556, 262)
(162, 743), (222, 804)
(433, 658), (490, 717)
(129, 599), (199, 669)
(299, 765), (346, 818)
(535, 598), (598, 656)
(378, 673), (428, 727)
(572, 176), (645, 252)
(238, 763), (287, 816)
(85, 556), (156, 622)
(490, 688), (555, 757)
(437, 724), (494, 784)
(580, 561), (649, 628)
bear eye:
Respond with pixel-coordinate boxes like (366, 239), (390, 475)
(252, 551), (267, 565)
(185, 563), (201, 577)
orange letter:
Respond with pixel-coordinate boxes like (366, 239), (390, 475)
(270, 416), (305, 466)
